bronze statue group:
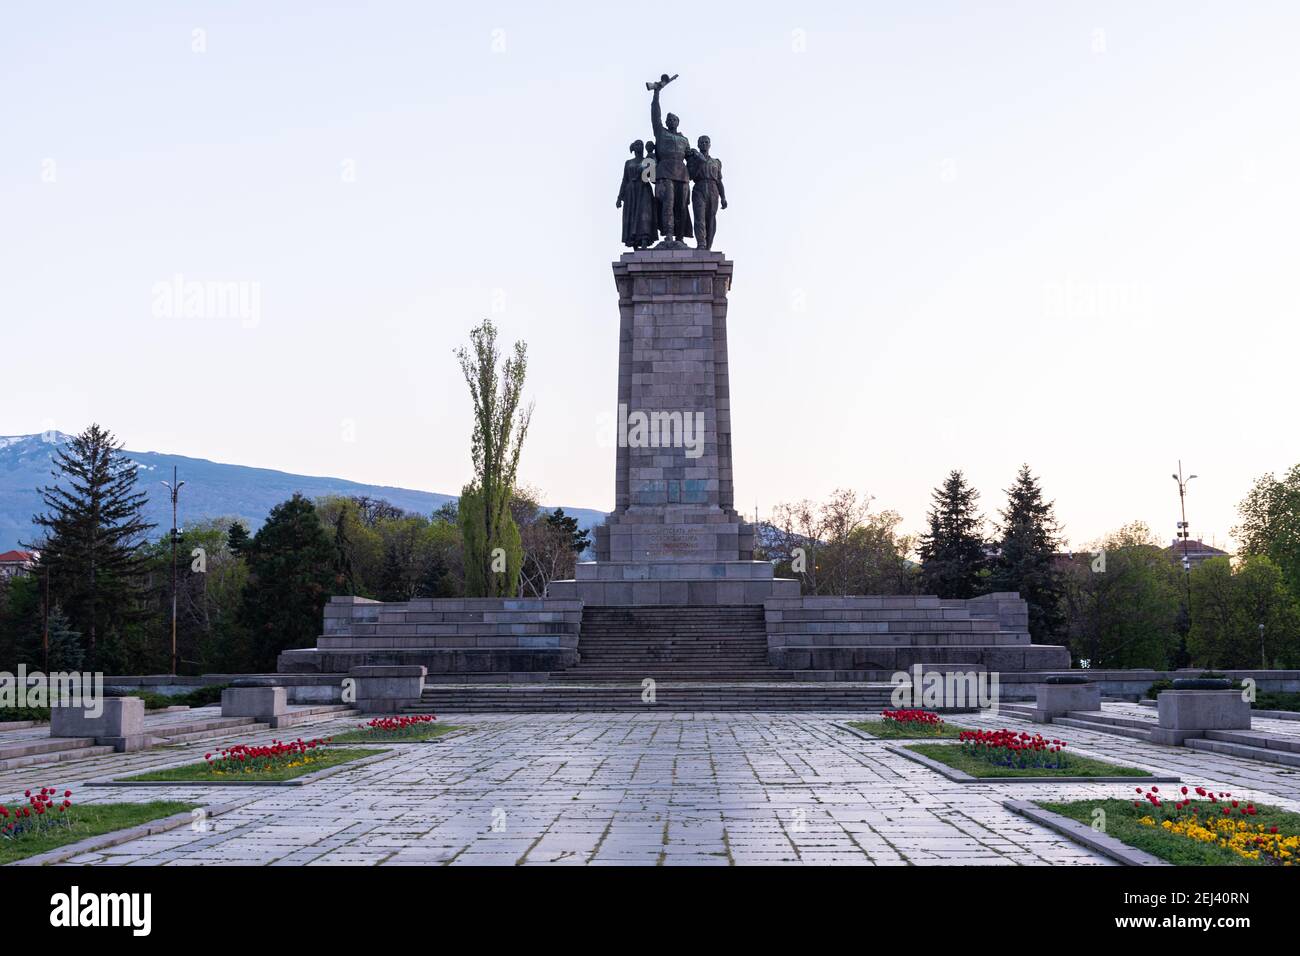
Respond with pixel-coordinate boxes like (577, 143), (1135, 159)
(617, 77), (727, 251)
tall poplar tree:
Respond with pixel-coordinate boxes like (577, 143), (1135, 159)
(456, 318), (532, 597)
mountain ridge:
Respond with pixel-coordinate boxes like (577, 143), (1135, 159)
(0, 433), (606, 551)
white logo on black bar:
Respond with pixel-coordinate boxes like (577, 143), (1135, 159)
(49, 886), (151, 937)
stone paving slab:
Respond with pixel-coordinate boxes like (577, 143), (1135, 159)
(3, 710), (1299, 866)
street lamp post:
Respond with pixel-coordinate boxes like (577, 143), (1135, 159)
(1259, 623), (1267, 669)
(1172, 462), (1197, 667)
(160, 466), (185, 677)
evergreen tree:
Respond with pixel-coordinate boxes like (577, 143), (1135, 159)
(42, 605), (85, 672)
(918, 470), (987, 599)
(991, 465), (1065, 641)
(377, 542), (409, 602)
(546, 508), (591, 555)
(27, 424), (155, 661)
(1, 575), (41, 670)
(237, 494), (335, 670)
(226, 521), (250, 556)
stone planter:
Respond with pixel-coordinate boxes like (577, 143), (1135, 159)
(222, 686), (287, 721)
(50, 697), (148, 752)
(1150, 689), (1250, 745)
(1033, 680), (1100, 723)
(348, 665), (426, 714)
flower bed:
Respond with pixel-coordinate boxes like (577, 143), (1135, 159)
(0, 789), (195, 865)
(906, 729), (1154, 779)
(330, 714), (459, 744)
(120, 738), (384, 783)
(1040, 789), (1300, 866)
(959, 728), (1071, 771)
(204, 738), (333, 776)
(848, 710), (962, 739)
(1, 787), (74, 839)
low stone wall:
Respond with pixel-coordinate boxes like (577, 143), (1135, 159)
(992, 669), (1300, 701)
(278, 596), (582, 674)
(764, 592), (1072, 673)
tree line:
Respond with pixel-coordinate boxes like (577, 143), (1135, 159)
(0, 424), (588, 675)
(758, 465), (1300, 671)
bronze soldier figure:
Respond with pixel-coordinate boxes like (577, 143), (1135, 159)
(687, 135), (726, 250)
(649, 83), (693, 246)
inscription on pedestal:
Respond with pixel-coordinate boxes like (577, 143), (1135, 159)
(648, 527), (710, 558)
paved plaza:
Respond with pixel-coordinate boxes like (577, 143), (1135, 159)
(5, 705), (1300, 866)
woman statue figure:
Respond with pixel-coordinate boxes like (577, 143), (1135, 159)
(617, 140), (657, 249)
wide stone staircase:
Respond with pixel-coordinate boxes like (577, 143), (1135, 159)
(553, 606), (777, 682)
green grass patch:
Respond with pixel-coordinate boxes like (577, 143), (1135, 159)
(119, 747), (384, 783)
(330, 723), (461, 744)
(0, 801), (196, 865)
(847, 719), (965, 740)
(907, 743), (1154, 778)
(1039, 798), (1300, 866)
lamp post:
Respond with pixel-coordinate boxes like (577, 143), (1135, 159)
(160, 466), (185, 676)
(1172, 462), (1197, 666)
(1259, 623), (1267, 669)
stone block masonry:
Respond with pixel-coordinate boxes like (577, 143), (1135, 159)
(595, 250), (753, 565)
(1150, 689), (1252, 745)
(277, 249), (1075, 692)
(50, 697), (149, 752)
(764, 592), (1071, 675)
(277, 596), (582, 674)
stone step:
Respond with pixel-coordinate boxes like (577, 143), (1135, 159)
(1051, 716), (1153, 741)
(415, 682), (897, 712)
(270, 704), (359, 728)
(569, 649), (765, 657)
(0, 736), (116, 771)
(146, 721), (270, 746)
(1064, 710), (1154, 730)
(423, 669), (898, 684)
(554, 670), (795, 681)
(1185, 737), (1300, 768)
(147, 715), (262, 739)
(1203, 729), (1300, 754)
(994, 703), (1039, 720)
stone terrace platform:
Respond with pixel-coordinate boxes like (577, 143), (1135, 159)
(5, 708), (1300, 866)
(279, 591), (1068, 690)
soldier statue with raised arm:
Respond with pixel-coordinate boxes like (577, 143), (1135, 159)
(648, 74), (693, 247)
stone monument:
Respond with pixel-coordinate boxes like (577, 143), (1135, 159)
(279, 74), (1072, 699)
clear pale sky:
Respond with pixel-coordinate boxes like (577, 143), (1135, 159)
(3, 1), (1297, 551)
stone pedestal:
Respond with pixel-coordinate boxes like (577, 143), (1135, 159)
(1033, 682), (1101, 723)
(1150, 689), (1251, 745)
(349, 665), (426, 714)
(594, 250), (752, 565)
(50, 697), (147, 752)
(222, 686), (287, 721)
